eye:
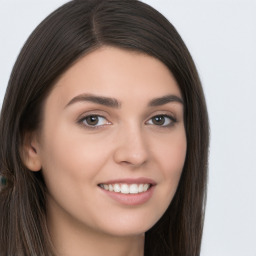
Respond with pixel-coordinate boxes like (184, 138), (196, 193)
(79, 115), (110, 127)
(146, 115), (176, 127)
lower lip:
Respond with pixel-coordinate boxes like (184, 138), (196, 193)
(100, 186), (155, 206)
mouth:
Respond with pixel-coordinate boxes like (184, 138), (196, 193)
(98, 183), (152, 194)
(98, 178), (156, 205)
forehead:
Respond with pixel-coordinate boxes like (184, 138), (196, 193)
(47, 46), (182, 108)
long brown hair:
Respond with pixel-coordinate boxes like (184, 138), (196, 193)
(0, 0), (209, 255)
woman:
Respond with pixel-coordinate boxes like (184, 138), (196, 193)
(0, 0), (209, 255)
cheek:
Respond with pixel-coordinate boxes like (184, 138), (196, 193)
(158, 129), (186, 167)
(41, 140), (91, 180)
(39, 125), (114, 192)
(154, 130), (187, 194)
(38, 129), (111, 218)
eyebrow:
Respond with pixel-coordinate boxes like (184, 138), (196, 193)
(65, 93), (183, 109)
(65, 93), (121, 108)
(148, 94), (183, 106)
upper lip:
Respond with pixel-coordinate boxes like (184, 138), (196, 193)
(98, 177), (157, 185)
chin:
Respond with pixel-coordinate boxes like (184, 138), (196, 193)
(96, 215), (159, 237)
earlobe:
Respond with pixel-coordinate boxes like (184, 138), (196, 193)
(21, 133), (42, 172)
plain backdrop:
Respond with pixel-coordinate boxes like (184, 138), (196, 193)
(0, 0), (255, 255)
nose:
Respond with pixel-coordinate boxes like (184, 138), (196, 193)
(113, 125), (149, 168)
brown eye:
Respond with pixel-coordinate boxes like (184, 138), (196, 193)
(79, 115), (110, 128)
(85, 115), (99, 126)
(146, 115), (176, 127)
(152, 116), (165, 125)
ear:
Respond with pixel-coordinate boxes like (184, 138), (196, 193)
(21, 132), (42, 172)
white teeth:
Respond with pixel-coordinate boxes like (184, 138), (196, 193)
(143, 184), (150, 191)
(121, 184), (129, 194)
(130, 184), (139, 194)
(113, 184), (121, 192)
(138, 184), (144, 193)
(100, 183), (151, 194)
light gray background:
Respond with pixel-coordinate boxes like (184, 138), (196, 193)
(0, 1), (255, 255)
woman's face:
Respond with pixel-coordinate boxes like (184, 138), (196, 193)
(32, 47), (186, 237)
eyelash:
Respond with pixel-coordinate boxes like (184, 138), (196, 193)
(146, 114), (177, 127)
(77, 114), (177, 129)
(78, 115), (110, 129)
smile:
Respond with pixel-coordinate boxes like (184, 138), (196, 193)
(98, 183), (151, 194)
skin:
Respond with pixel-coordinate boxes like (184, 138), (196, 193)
(24, 46), (187, 256)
